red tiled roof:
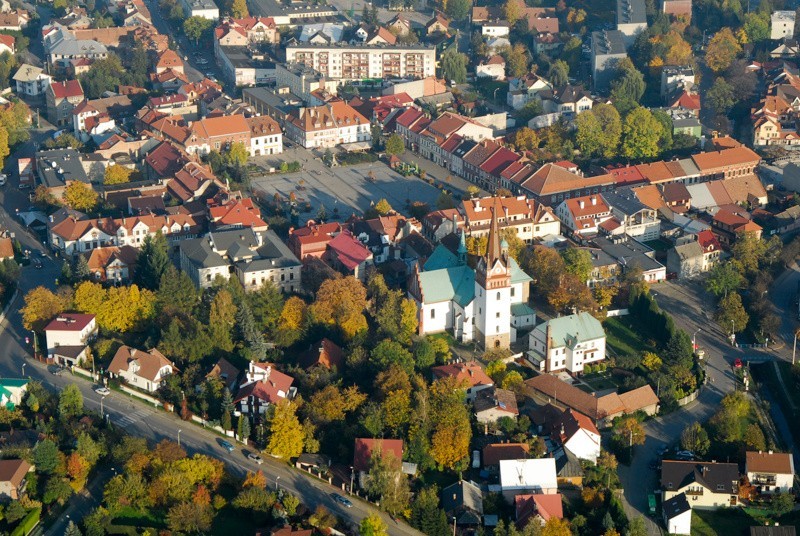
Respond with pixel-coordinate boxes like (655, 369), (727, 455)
(432, 361), (492, 388)
(50, 79), (83, 99)
(353, 438), (403, 472)
(44, 313), (95, 332)
(328, 231), (372, 270)
(298, 338), (343, 369)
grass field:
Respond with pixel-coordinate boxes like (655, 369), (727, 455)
(692, 509), (754, 536)
(582, 372), (622, 392)
(603, 316), (650, 358)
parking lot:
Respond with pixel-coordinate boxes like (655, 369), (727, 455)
(249, 161), (444, 222)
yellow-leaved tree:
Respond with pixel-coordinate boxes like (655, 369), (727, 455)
(63, 181), (98, 212)
(310, 277), (367, 339)
(104, 164), (133, 185)
(267, 400), (305, 459)
(22, 286), (71, 331)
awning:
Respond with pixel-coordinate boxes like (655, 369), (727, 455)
(339, 141), (372, 152)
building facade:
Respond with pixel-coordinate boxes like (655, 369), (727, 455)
(286, 43), (436, 81)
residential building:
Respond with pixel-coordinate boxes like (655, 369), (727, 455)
(477, 55), (506, 80)
(298, 338), (343, 370)
(525, 374), (659, 427)
(432, 361), (493, 401)
(326, 230), (373, 280)
(527, 312), (606, 374)
(180, 0), (218, 19)
(274, 62), (338, 105)
(44, 313), (97, 363)
(208, 196), (268, 232)
(661, 65), (695, 97)
(538, 84), (594, 118)
(234, 362), (295, 415)
(285, 43), (436, 81)
(555, 195), (612, 237)
(481, 20), (509, 37)
(13, 64), (51, 96)
(46, 79), (84, 126)
(663, 493), (692, 535)
(387, 13), (411, 36)
(108, 346), (176, 393)
(662, 0), (691, 19)
(519, 163), (615, 206)
(593, 235), (667, 283)
(462, 196), (560, 243)
(205, 357), (240, 391)
(84, 245), (138, 282)
(0, 10), (29, 32)
(506, 73), (553, 110)
(745, 451), (795, 494)
(179, 229), (302, 292)
(616, 0), (647, 46)
(246, 0), (336, 25)
(442, 480), (483, 527)
(550, 408), (601, 463)
(601, 190), (661, 241)
(214, 16), (278, 49)
(591, 30), (627, 92)
(474, 387), (519, 423)
(712, 209), (763, 247)
(246, 115), (282, 156)
(287, 221), (342, 259)
(515, 494), (564, 527)
(186, 114), (250, 155)
(499, 458), (557, 502)
(772, 11), (796, 40)
(750, 528), (797, 536)
(217, 45), (275, 86)
(0, 459), (32, 501)
(353, 438), (404, 487)
(43, 26), (108, 69)
(661, 460), (740, 508)
(284, 101), (369, 149)
(482, 443), (530, 469)
(425, 12), (449, 35)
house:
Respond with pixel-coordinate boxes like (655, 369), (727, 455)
(326, 231), (374, 281)
(593, 236), (667, 283)
(538, 85), (593, 117)
(772, 11), (796, 40)
(432, 361), (493, 401)
(442, 480), (483, 526)
(518, 163), (615, 207)
(601, 190), (661, 241)
(506, 73), (553, 110)
(662, 0), (691, 19)
(298, 338), (343, 370)
(208, 196), (268, 232)
(474, 387), (518, 423)
(481, 20), (510, 37)
(551, 408), (601, 463)
(661, 65), (695, 98)
(0, 237), (12, 261)
(0, 459), (32, 501)
(661, 460), (740, 508)
(84, 245), (138, 282)
(515, 494), (563, 527)
(186, 114), (250, 155)
(46, 79), (84, 126)
(234, 362), (296, 415)
(44, 313), (97, 364)
(745, 451), (795, 494)
(462, 196), (560, 244)
(386, 14), (411, 36)
(13, 64), (52, 96)
(527, 312), (606, 374)
(712, 209), (763, 247)
(108, 346), (176, 393)
(287, 221), (342, 260)
(179, 229), (302, 292)
(247, 115), (282, 156)
(284, 102), (370, 149)
(663, 492), (692, 535)
(477, 56), (506, 80)
(482, 443), (530, 470)
(0, 33), (14, 54)
(555, 195), (612, 237)
(591, 30), (627, 92)
(426, 12), (450, 35)
(616, 0), (647, 46)
(353, 438), (404, 487)
(0, 380), (28, 409)
(499, 458), (557, 502)
(205, 357), (240, 391)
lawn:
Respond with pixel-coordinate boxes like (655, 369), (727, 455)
(112, 506), (166, 529)
(581, 372), (622, 392)
(603, 316), (650, 359)
(692, 509), (756, 536)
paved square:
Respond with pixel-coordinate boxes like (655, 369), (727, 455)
(249, 162), (444, 221)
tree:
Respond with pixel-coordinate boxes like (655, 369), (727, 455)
(621, 107), (663, 160)
(743, 423), (766, 451)
(134, 232), (170, 291)
(560, 248), (593, 283)
(504, 43), (529, 78)
(641, 352), (662, 371)
(440, 48), (467, 84)
(79, 56), (126, 99)
(716, 292), (749, 334)
(167, 501), (214, 533)
(76, 432), (105, 466)
(706, 28), (741, 72)
(104, 165), (133, 185)
(227, 142), (248, 167)
(706, 262), (744, 298)
(183, 16), (213, 44)
(772, 492), (795, 517)
(59, 384), (83, 419)
(371, 340), (415, 374)
(0, 124), (9, 170)
(208, 289), (236, 353)
(610, 61), (646, 115)
(22, 287), (69, 331)
(65, 520), (82, 536)
(743, 12), (769, 43)
(511, 127), (539, 152)
(502, 0), (522, 25)
(541, 517), (572, 536)
(680, 422), (710, 456)
(34, 439), (61, 474)
(445, 0), (471, 21)
(385, 134), (405, 156)
(230, 0), (248, 17)
(360, 514), (388, 536)
(614, 417), (645, 448)
(365, 448), (410, 516)
(63, 182), (98, 212)
(429, 378), (471, 470)
(220, 388), (233, 431)
(267, 400), (305, 459)
(547, 60), (569, 88)
(310, 277), (368, 339)
(707, 77), (735, 116)
(575, 110), (603, 158)
(374, 198), (393, 216)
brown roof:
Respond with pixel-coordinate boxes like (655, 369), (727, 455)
(474, 387), (519, 416)
(746, 451), (794, 474)
(721, 174), (768, 204)
(206, 357), (240, 384)
(0, 237), (13, 259)
(633, 185), (666, 210)
(636, 161), (676, 183)
(298, 338), (343, 369)
(0, 459), (31, 487)
(482, 443), (530, 466)
(191, 114), (249, 139)
(108, 345), (174, 382)
(521, 164), (612, 196)
(432, 361), (493, 388)
(691, 147), (760, 172)
(618, 385), (659, 412)
(84, 245), (137, 276)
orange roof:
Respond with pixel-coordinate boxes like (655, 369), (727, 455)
(0, 34), (15, 50)
(109, 346), (174, 381)
(635, 161), (676, 183)
(0, 237), (13, 259)
(156, 49), (183, 69)
(431, 361), (492, 388)
(521, 164), (612, 196)
(191, 114), (250, 139)
(209, 197), (267, 229)
(691, 147), (760, 172)
(633, 184), (666, 210)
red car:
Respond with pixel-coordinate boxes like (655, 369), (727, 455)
(734, 358), (743, 368)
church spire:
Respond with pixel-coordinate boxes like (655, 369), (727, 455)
(486, 205), (502, 266)
(457, 227), (467, 264)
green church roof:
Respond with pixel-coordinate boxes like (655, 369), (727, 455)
(533, 312), (605, 348)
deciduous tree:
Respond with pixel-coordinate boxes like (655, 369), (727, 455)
(716, 292), (749, 334)
(267, 400), (305, 459)
(63, 182), (98, 212)
(183, 16), (213, 44)
(621, 107), (663, 159)
(680, 422), (710, 455)
(360, 514), (388, 536)
(104, 165), (133, 185)
(21, 287), (69, 331)
(385, 134), (405, 156)
(59, 384), (83, 419)
(706, 28), (741, 72)
(310, 277), (367, 339)
(440, 48), (468, 84)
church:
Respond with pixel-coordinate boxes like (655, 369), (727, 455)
(408, 207), (535, 350)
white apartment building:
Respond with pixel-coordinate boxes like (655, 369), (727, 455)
(247, 115), (282, 156)
(286, 43), (436, 82)
(181, 0), (218, 19)
(527, 312), (606, 374)
(284, 101), (370, 149)
(772, 11), (796, 40)
(13, 64), (51, 96)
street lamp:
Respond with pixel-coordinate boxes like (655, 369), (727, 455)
(793, 330), (799, 365)
(349, 466), (354, 494)
(276, 475), (280, 491)
(20, 363), (25, 378)
(100, 395), (106, 419)
(452, 516), (457, 536)
(177, 429), (183, 448)
(493, 87), (500, 103)
(692, 328), (702, 351)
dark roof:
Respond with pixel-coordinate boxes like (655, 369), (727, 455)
(441, 480), (483, 523)
(554, 447), (584, 478)
(663, 492), (691, 519)
(660, 461), (740, 494)
(750, 527), (797, 536)
(602, 189), (649, 216)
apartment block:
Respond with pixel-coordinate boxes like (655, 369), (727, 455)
(286, 43), (436, 82)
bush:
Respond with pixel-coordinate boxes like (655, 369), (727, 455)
(10, 507), (41, 536)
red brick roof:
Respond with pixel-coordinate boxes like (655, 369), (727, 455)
(432, 361), (492, 388)
(353, 438), (403, 472)
(44, 313), (95, 332)
(50, 79), (83, 99)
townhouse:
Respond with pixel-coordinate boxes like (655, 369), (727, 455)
(555, 195), (613, 237)
(13, 64), (51, 96)
(46, 79), (84, 126)
(527, 312), (606, 374)
(284, 101), (370, 149)
(462, 195), (560, 243)
(661, 461), (740, 508)
(186, 114), (251, 155)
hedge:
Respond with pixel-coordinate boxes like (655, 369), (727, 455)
(11, 507), (41, 536)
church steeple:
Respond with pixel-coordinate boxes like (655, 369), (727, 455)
(476, 202), (510, 288)
(457, 228), (467, 264)
(486, 206), (502, 266)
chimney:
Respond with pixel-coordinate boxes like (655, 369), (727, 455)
(769, 450), (773, 455)
(579, 200), (584, 209)
(591, 196), (597, 205)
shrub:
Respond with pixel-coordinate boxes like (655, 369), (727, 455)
(11, 507), (41, 536)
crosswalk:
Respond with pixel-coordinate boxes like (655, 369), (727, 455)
(114, 408), (150, 428)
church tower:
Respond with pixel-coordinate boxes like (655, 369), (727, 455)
(474, 206), (511, 350)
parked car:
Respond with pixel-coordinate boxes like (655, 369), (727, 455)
(94, 386), (111, 396)
(733, 358), (743, 368)
(220, 440), (234, 453)
(675, 450), (695, 460)
(331, 493), (352, 508)
(247, 453), (263, 464)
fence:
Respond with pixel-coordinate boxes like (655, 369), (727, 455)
(677, 387), (701, 407)
(606, 308), (630, 317)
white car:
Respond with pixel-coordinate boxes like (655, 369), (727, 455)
(94, 387), (111, 396)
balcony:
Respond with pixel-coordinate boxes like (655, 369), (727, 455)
(685, 488), (704, 496)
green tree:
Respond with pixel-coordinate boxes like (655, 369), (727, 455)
(208, 289), (237, 353)
(547, 60), (569, 88)
(410, 486), (449, 535)
(743, 13), (770, 42)
(560, 248), (593, 283)
(445, 0), (471, 21)
(626, 517), (647, 536)
(5, 501), (25, 523)
(575, 110), (603, 158)
(706, 262), (744, 298)
(370, 340), (415, 374)
(385, 134), (405, 156)
(610, 60), (646, 115)
(504, 43), (529, 78)
(365, 447), (410, 516)
(230, 0), (248, 17)
(440, 48), (468, 84)
(772, 492), (795, 516)
(167, 501), (214, 533)
(76, 432), (105, 466)
(743, 423), (766, 451)
(134, 232), (170, 291)
(59, 384), (84, 419)
(34, 439), (61, 474)
(220, 388), (233, 431)
(65, 520), (82, 536)
(267, 400), (305, 459)
(621, 107), (663, 159)
(227, 142), (248, 167)
(183, 16), (213, 44)
(680, 422), (710, 456)
(63, 182), (98, 212)
(360, 514), (388, 536)
(707, 77), (735, 115)
(716, 292), (749, 334)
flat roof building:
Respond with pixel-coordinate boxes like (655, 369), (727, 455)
(617, 0), (647, 46)
(591, 30), (627, 92)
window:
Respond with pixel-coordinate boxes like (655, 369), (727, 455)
(510, 287), (515, 297)
(431, 309), (435, 319)
(496, 292), (501, 300)
(496, 312), (500, 318)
